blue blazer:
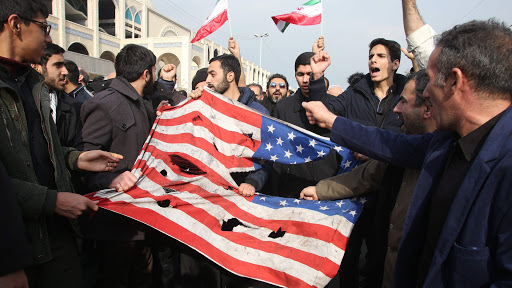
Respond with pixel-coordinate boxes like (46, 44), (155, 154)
(329, 105), (512, 287)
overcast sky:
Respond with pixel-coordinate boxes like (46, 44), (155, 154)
(152, 0), (511, 90)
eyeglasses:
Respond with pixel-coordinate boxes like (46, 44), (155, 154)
(18, 16), (51, 35)
(270, 82), (286, 89)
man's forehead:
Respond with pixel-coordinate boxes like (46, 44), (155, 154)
(369, 44), (389, 55)
(208, 60), (221, 72)
(49, 53), (65, 64)
(296, 65), (312, 73)
(403, 80), (417, 100)
(270, 77), (285, 83)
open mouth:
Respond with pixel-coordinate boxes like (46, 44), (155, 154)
(370, 67), (380, 76)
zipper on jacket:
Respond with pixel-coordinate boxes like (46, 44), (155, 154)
(37, 84), (56, 167)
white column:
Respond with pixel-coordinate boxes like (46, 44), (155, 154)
(118, 0), (125, 39)
(142, 4), (148, 38)
(90, 0), (99, 57)
(56, 0), (66, 47)
(181, 36), (192, 91)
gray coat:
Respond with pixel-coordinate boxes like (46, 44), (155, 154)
(79, 77), (154, 240)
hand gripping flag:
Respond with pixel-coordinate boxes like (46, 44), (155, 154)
(271, 0), (322, 33)
(87, 88), (365, 288)
(191, 0), (229, 43)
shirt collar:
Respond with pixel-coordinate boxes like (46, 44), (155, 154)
(457, 110), (505, 161)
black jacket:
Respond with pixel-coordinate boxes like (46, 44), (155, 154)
(150, 78), (187, 110)
(309, 74), (407, 133)
(0, 160), (32, 275)
(267, 89), (340, 198)
(56, 92), (82, 147)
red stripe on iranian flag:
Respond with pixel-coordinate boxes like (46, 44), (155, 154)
(191, 0), (228, 43)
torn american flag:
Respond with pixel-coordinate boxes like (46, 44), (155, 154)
(87, 87), (364, 288)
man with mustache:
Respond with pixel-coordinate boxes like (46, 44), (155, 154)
(260, 73), (289, 116)
(191, 53), (269, 197)
(36, 43), (83, 148)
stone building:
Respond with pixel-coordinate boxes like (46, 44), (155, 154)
(44, 0), (269, 90)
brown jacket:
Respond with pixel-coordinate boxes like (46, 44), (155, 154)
(315, 159), (419, 288)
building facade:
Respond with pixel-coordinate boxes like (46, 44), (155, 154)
(45, 0), (270, 91)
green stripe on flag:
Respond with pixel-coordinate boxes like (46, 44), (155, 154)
(303, 0), (321, 6)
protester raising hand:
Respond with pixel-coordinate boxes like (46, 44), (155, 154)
(312, 36), (325, 53)
(310, 50), (331, 80)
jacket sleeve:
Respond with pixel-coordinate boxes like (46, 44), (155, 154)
(309, 75), (347, 116)
(330, 116), (432, 169)
(316, 159), (388, 200)
(9, 178), (57, 220)
(79, 99), (119, 190)
(244, 162), (271, 192)
(406, 24), (436, 70)
(0, 162), (33, 275)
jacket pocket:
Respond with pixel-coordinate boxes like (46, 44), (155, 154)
(447, 241), (492, 287)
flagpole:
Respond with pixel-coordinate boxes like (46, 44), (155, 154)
(320, 0), (324, 36)
(226, 0), (233, 37)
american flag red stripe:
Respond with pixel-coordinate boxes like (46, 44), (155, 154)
(87, 88), (364, 287)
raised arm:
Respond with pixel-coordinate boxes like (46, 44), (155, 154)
(228, 37), (246, 87)
(402, 0), (425, 37)
(402, 0), (436, 69)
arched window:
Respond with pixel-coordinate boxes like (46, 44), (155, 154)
(125, 9), (133, 21)
(134, 12), (141, 25)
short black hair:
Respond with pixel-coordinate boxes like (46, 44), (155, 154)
(295, 52), (315, 72)
(248, 83), (263, 93)
(209, 54), (241, 85)
(369, 38), (401, 64)
(115, 44), (156, 82)
(266, 73), (289, 91)
(407, 70), (430, 107)
(79, 68), (90, 84)
(1, 0), (49, 32)
(65, 60), (79, 85)
(435, 19), (512, 100)
(347, 72), (365, 87)
(40, 43), (65, 69)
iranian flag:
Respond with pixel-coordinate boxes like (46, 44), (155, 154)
(191, 0), (229, 43)
(271, 0), (322, 33)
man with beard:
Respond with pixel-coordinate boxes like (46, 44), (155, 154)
(301, 70), (435, 288)
(79, 44), (158, 287)
(36, 43), (83, 147)
(259, 73), (288, 116)
(191, 54), (268, 196)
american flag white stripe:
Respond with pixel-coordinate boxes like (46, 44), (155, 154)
(134, 163), (349, 264)
(134, 160), (353, 248)
(92, 185), (342, 287)
(158, 99), (262, 141)
(88, 88), (364, 287)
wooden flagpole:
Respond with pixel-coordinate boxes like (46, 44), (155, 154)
(320, 0), (324, 36)
(226, 0), (233, 37)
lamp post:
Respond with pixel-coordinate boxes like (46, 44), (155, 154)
(254, 32), (269, 68)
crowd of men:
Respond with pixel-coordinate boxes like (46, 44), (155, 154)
(1, 0), (512, 287)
